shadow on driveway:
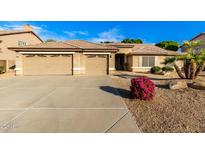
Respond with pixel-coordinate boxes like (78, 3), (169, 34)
(100, 86), (130, 99)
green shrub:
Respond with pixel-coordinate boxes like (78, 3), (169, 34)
(0, 66), (5, 74)
(162, 66), (174, 72)
(155, 41), (179, 51)
(150, 66), (161, 74)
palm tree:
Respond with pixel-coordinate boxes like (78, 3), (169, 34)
(163, 40), (205, 80)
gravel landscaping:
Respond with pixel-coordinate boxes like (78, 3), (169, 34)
(111, 73), (205, 133)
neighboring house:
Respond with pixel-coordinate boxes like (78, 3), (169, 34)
(9, 40), (179, 76)
(0, 25), (43, 72)
(181, 32), (205, 52)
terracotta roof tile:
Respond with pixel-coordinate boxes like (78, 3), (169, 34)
(130, 44), (180, 55)
(17, 41), (79, 49)
(65, 40), (118, 50)
(8, 40), (118, 52)
(106, 42), (180, 55)
(105, 42), (134, 48)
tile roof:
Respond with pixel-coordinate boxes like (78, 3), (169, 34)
(104, 42), (134, 48)
(9, 40), (118, 52)
(65, 40), (118, 50)
(130, 44), (180, 55)
(106, 42), (180, 56)
(16, 41), (80, 49)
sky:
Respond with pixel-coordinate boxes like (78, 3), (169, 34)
(0, 21), (205, 44)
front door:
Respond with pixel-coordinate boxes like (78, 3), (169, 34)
(115, 54), (125, 70)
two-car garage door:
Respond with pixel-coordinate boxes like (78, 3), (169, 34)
(22, 54), (108, 76)
(23, 54), (72, 75)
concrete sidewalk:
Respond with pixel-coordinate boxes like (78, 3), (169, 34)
(0, 76), (140, 133)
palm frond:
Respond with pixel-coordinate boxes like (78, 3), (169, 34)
(162, 56), (176, 65)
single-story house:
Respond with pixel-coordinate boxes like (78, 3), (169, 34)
(9, 41), (180, 76)
(9, 40), (118, 76)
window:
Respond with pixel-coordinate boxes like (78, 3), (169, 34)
(18, 41), (27, 47)
(142, 56), (155, 67)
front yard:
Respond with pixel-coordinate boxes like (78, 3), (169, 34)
(111, 72), (205, 133)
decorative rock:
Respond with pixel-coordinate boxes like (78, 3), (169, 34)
(169, 81), (188, 90)
(162, 71), (171, 76)
(160, 71), (166, 75)
(190, 82), (205, 90)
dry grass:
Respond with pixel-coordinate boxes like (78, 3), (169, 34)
(111, 75), (205, 133)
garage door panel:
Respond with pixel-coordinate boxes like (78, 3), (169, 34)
(85, 55), (107, 75)
(23, 55), (72, 75)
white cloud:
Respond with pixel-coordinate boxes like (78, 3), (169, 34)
(0, 23), (46, 35)
(64, 30), (88, 38)
(0, 22), (66, 41)
(89, 27), (124, 43)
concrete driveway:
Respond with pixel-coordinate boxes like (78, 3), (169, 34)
(0, 76), (139, 133)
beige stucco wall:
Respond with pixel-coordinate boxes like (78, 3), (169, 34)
(15, 53), (23, 75)
(0, 32), (42, 71)
(155, 56), (166, 67)
(73, 52), (86, 75)
(130, 55), (167, 72)
(109, 53), (115, 72)
(127, 56), (133, 71)
(117, 48), (133, 54)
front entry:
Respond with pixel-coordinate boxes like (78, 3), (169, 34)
(115, 54), (125, 70)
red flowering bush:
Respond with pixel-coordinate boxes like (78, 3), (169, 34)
(130, 76), (155, 101)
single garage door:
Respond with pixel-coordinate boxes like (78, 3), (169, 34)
(23, 54), (72, 75)
(85, 54), (108, 75)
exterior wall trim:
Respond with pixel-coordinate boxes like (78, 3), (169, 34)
(19, 52), (75, 54)
(109, 67), (116, 70)
(83, 52), (111, 55)
(73, 67), (85, 71)
(131, 66), (151, 68)
(14, 67), (22, 71)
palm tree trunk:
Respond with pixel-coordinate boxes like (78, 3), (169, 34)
(184, 60), (188, 78)
(174, 63), (185, 79)
(194, 64), (205, 79)
(187, 63), (191, 79)
(184, 60), (192, 79)
(190, 61), (197, 80)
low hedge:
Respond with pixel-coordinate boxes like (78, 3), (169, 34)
(162, 66), (174, 72)
(150, 66), (161, 74)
